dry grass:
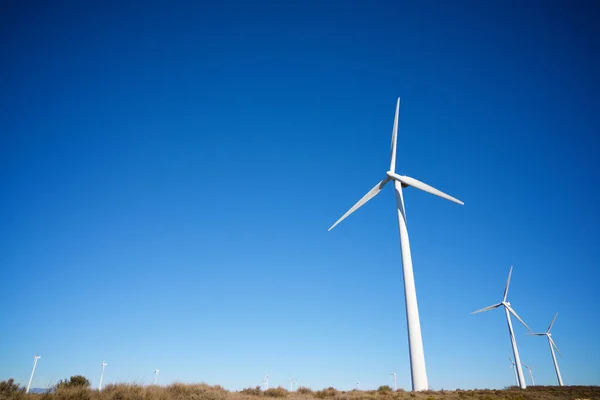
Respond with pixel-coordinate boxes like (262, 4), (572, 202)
(2, 381), (598, 400)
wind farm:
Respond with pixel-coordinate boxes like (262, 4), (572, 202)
(2, 0), (599, 397)
(5, 98), (596, 400)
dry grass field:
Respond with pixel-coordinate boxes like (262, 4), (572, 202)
(2, 380), (599, 400)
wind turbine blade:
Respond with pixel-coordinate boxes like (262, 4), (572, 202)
(470, 303), (502, 314)
(507, 305), (532, 332)
(503, 266), (513, 302)
(549, 337), (562, 357)
(547, 312), (558, 333)
(526, 332), (546, 336)
(390, 98), (400, 173)
(508, 356), (513, 363)
(328, 177), (390, 231)
(394, 175), (464, 205)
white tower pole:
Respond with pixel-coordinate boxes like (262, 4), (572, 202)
(527, 367), (535, 386)
(504, 308), (526, 389)
(394, 181), (428, 391)
(99, 362), (107, 391)
(549, 338), (564, 386)
(392, 372), (397, 391)
(26, 355), (41, 394)
(154, 369), (159, 385)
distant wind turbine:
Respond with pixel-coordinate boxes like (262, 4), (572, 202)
(328, 98), (463, 392)
(356, 381), (360, 390)
(471, 266), (532, 389)
(289, 376), (293, 391)
(99, 361), (107, 391)
(263, 374), (269, 390)
(153, 369), (159, 385)
(522, 364), (535, 386)
(391, 372), (397, 391)
(26, 355), (41, 394)
(508, 356), (519, 386)
(528, 312), (564, 386)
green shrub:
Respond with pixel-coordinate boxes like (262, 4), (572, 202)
(0, 379), (25, 400)
(55, 376), (91, 390)
(377, 386), (392, 393)
(240, 386), (262, 396)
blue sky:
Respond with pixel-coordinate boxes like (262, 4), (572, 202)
(1, 0), (599, 392)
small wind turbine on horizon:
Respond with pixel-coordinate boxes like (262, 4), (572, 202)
(153, 369), (159, 385)
(508, 356), (519, 386)
(391, 373), (397, 391)
(471, 266), (532, 389)
(356, 381), (360, 390)
(528, 312), (564, 386)
(328, 98), (464, 392)
(523, 364), (535, 386)
(26, 355), (41, 394)
(263, 374), (269, 390)
(99, 361), (107, 391)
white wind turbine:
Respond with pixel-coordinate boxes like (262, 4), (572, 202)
(99, 361), (107, 391)
(26, 355), (41, 394)
(528, 312), (564, 386)
(391, 372), (397, 391)
(471, 266), (532, 389)
(328, 98), (464, 392)
(522, 364), (535, 386)
(263, 374), (269, 390)
(153, 369), (160, 385)
(508, 356), (519, 386)
(356, 381), (360, 390)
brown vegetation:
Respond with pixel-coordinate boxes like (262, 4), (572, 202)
(1, 380), (598, 400)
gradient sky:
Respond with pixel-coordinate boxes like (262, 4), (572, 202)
(1, 0), (599, 392)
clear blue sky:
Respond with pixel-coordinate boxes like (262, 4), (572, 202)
(1, 0), (599, 392)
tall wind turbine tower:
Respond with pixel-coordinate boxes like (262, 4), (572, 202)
(328, 98), (464, 392)
(391, 372), (397, 391)
(528, 312), (564, 386)
(26, 355), (41, 394)
(153, 369), (159, 385)
(99, 361), (107, 391)
(471, 266), (532, 389)
(356, 381), (360, 390)
(263, 374), (269, 390)
(523, 364), (535, 386)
